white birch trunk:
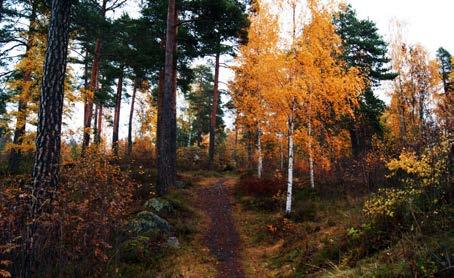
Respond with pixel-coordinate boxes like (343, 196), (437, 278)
(257, 128), (263, 178)
(308, 120), (315, 189)
(187, 119), (192, 147)
(285, 118), (294, 214)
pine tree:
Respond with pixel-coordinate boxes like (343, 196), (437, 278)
(157, 0), (177, 195)
(334, 5), (396, 157)
(27, 0), (72, 275)
(435, 48), (453, 132)
(190, 0), (249, 169)
(183, 65), (224, 148)
(7, 0), (40, 173)
(436, 47), (453, 93)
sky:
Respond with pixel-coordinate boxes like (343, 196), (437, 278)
(11, 0), (452, 143)
(347, 0), (453, 55)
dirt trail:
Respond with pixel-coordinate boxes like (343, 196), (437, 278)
(197, 178), (245, 278)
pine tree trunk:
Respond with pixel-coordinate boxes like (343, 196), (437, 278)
(127, 78), (138, 156)
(208, 51), (220, 170)
(170, 11), (178, 173)
(9, 1), (37, 173)
(93, 104), (99, 141)
(157, 0), (177, 196)
(26, 0), (71, 276)
(9, 99), (28, 173)
(156, 67), (164, 160)
(112, 66), (124, 157)
(257, 127), (262, 178)
(96, 105), (103, 144)
(81, 0), (107, 154)
(285, 117), (294, 215)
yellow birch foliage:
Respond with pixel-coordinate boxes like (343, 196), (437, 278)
(387, 39), (441, 147)
(292, 0), (363, 169)
(231, 0), (364, 170)
(231, 0), (281, 135)
(7, 26), (75, 152)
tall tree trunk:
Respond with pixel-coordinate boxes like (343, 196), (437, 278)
(285, 116), (294, 215)
(157, 0), (177, 196)
(156, 67), (164, 159)
(170, 11), (178, 174)
(96, 105), (103, 144)
(308, 120), (315, 189)
(81, 0), (107, 154)
(187, 116), (192, 147)
(26, 0), (71, 276)
(93, 104), (99, 141)
(9, 1), (37, 173)
(112, 66), (124, 157)
(127, 78), (138, 156)
(280, 135), (284, 172)
(257, 127), (262, 178)
(208, 51), (220, 170)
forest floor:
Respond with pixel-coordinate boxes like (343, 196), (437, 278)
(168, 174), (283, 278)
(118, 169), (452, 277)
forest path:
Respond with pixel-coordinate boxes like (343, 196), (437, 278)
(196, 177), (245, 278)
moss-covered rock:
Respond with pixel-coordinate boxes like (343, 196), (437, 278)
(144, 197), (174, 215)
(129, 211), (172, 235)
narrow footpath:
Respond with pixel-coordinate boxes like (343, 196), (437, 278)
(197, 178), (245, 278)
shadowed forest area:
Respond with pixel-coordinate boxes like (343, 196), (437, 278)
(0, 0), (453, 277)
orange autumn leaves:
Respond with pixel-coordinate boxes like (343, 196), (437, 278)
(230, 0), (364, 170)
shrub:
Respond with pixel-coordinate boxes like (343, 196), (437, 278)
(237, 175), (285, 197)
(363, 137), (453, 235)
(131, 137), (155, 166)
(0, 150), (137, 276)
(177, 146), (207, 170)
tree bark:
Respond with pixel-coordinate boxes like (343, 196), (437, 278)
(257, 127), (262, 178)
(127, 78), (138, 156)
(170, 11), (178, 173)
(26, 0), (71, 276)
(208, 51), (220, 170)
(93, 104), (99, 141)
(96, 104), (103, 144)
(9, 1), (37, 173)
(157, 0), (177, 196)
(156, 67), (164, 158)
(285, 116), (294, 215)
(81, 0), (107, 155)
(187, 115), (192, 147)
(112, 66), (124, 157)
